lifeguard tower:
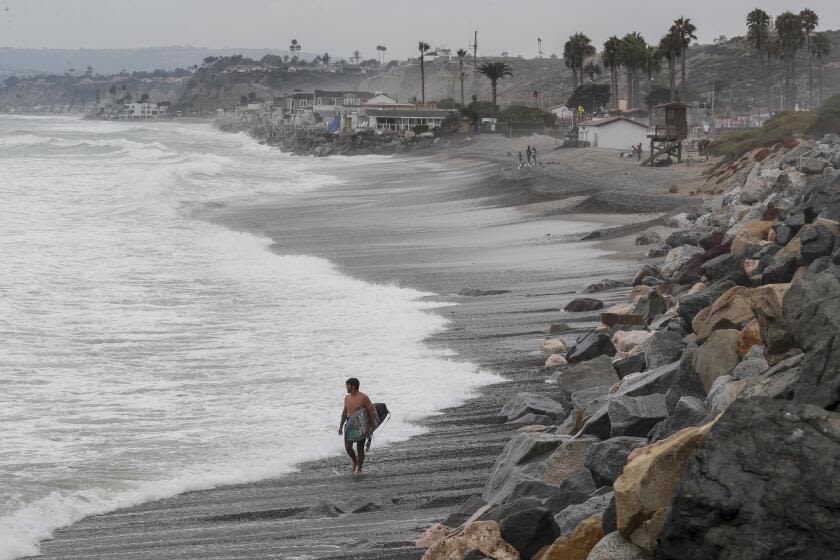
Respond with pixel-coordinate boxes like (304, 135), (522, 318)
(642, 102), (688, 166)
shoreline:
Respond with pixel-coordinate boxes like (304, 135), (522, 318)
(32, 137), (702, 559)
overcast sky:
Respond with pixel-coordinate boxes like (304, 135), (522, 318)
(2, 0), (838, 59)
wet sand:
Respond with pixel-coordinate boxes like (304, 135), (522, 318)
(34, 140), (696, 559)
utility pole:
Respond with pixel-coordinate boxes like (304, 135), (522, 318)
(472, 29), (478, 68)
(538, 37), (543, 58)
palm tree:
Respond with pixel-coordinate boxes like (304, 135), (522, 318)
(353, 50), (361, 64)
(584, 60), (602, 83)
(322, 52), (331, 67)
(746, 8), (772, 113)
(289, 39), (301, 57)
(811, 32), (832, 106)
(477, 61), (513, 110)
(418, 41), (431, 104)
(621, 32), (647, 108)
(564, 33), (595, 89)
(776, 11), (805, 110)
(670, 17), (697, 100)
(602, 37), (622, 109)
(643, 45), (663, 84)
(800, 9), (819, 107)
(659, 31), (681, 102)
(456, 48), (468, 106)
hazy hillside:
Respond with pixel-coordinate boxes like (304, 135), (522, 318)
(0, 47), (322, 76)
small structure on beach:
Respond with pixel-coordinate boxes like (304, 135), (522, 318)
(642, 102), (689, 166)
(577, 116), (648, 150)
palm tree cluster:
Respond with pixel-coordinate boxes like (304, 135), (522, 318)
(376, 45), (388, 66)
(746, 8), (831, 111)
(563, 33), (596, 90)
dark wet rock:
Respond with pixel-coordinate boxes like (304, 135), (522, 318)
(576, 403), (611, 440)
(640, 276), (665, 288)
(664, 349), (708, 413)
(544, 469), (598, 513)
(506, 413), (555, 426)
(677, 292), (711, 326)
(642, 328), (686, 369)
(565, 297), (605, 312)
(616, 360), (682, 399)
(566, 331), (617, 363)
(773, 223), (795, 246)
(588, 531), (648, 560)
(584, 436), (648, 486)
(554, 490), (614, 535)
(499, 507), (561, 560)
(555, 355), (618, 405)
(601, 495), (618, 535)
(782, 267), (840, 408)
(581, 230), (603, 240)
(504, 478), (567, 505)
(480, 496), (542, 522)
(699, 229), (726, 252)
(700, 253), (748, 285)
(648, 396), (707, 442)
(635, 231), (662, 245)
(500, 393), (565, 422)
(462, 550), (492, 560)
(646, 245), (670, 258)
(571, 385), (612, 416)
(613, 352), (647, 379)
(442, 495), (487, 528)
(761, 254), (798, 284)
(482, 433), (567, 505)
(584, 279), (632, 293)
(800, 224), (835, 264)
(609, 393), (669, 437)
(665, 230), (707, 248)
(657, 398), (840, 560)
(457, 287), (510, 297)
(633, 264), (662, 286)
(633, 291), (667, 325)
(797, 173), (840, 222)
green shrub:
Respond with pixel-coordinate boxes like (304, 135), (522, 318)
(708, 110), (818, 161)
(807, 94), (840, 138)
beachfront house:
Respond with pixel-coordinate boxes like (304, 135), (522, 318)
(577, 116), (648, 150)
(549, 104), (574, 124)
(119, 102), (169, 120)
(363, 106), (456, 133)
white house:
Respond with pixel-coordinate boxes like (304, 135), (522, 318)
(549, 104), (574, 120)
(577, 116), (648, 150)
(363, 107), (456, 132)
(119, 102), (169, 120)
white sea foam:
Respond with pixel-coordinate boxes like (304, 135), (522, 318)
(0, 116), (497, 559)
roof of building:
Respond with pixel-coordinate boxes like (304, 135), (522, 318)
(292, 92), (314, 99)
(364, 107), (457, 118)
(314, 89), (376, 99)
(581, 116), (648, 128)
(653, 101), (690, 109)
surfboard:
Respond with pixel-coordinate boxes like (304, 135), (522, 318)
(344, 403), (389, 443)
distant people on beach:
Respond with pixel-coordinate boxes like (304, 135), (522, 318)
(339, 377), (377, 474)
(526, 145), (532, 166)
(531, 146), (537, 165)
(517, 151), (524, 168)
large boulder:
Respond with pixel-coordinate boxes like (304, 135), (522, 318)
(540, 338), (568, 354)
(615, 361), (683, 399)
(632, 291), (667, 325)
(441, 495), (487, 528)
(760, 254), (798, 284)
(730, 221), (776, 256)
(541, 438), (600, 486)
(565, 297), (605, 312)
(609, 393), (669, 438)
(585, 531), (650, 560)
(660, 245), (705, 280)
(664, 229), (707, 248)
(422, 521), (519, 560)
(647, 396), (707, 442)
(501, 393), (566, 422)
(699, 252), (748, 285)
(635, 231), (662, 246)
(612, 330), (653, 355)
(554, 491), (614, 536)
(782, 266), (840, 408)
(641, 328), (685, 369)
(481, 497), (543, 523)
(632, 264), (662, 286)
(499, 508), (561, 560)
(798, 155), (829, 175)
(740, 163), (771, 203)
(567, 331), (618, 363)
(797, 172), (840, 221)
(799, 223), (835, 264)
(737, 353), (803, 401)
(656, 398), (840, 560)
(612, 352), (647, 379)
(584, 436), (648, 486)
(692, 329), (742, 391)
(534, 515), (603, 560)
(731, 346), (770, 379)
(482, 432), (567, 505)
(613, 420), (717, 555)
(584, 279), (632, 293)
(678, 280), (736, 327)
(556, 355), (619, 404)
(544, 470), (599, 513)
(691, 286), (754, 342)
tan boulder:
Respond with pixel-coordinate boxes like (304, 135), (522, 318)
(541, 338), (567, 354)
(422, 520), (520, 560)
(518, 424), (548, 432)
(545, 354), (568, 369)
(730, 221), (775, 255)
(534, 516), (603, 560)
(612, 330), (653, 354)
(614, 420), (717, 555)
(736, 319), (762, 356)
(601, 312), (646, 328)
(750, 283), (793, 354)
(416, 523), (452, 548)
(692, 329), (742, 391)
(549, 323), (571, 334)
(692, 286), (755, 342)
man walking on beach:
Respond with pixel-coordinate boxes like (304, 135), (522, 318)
(531, 146), (537, 165)
(338, 378), (377, 474)
(526, 145), (532, 166)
